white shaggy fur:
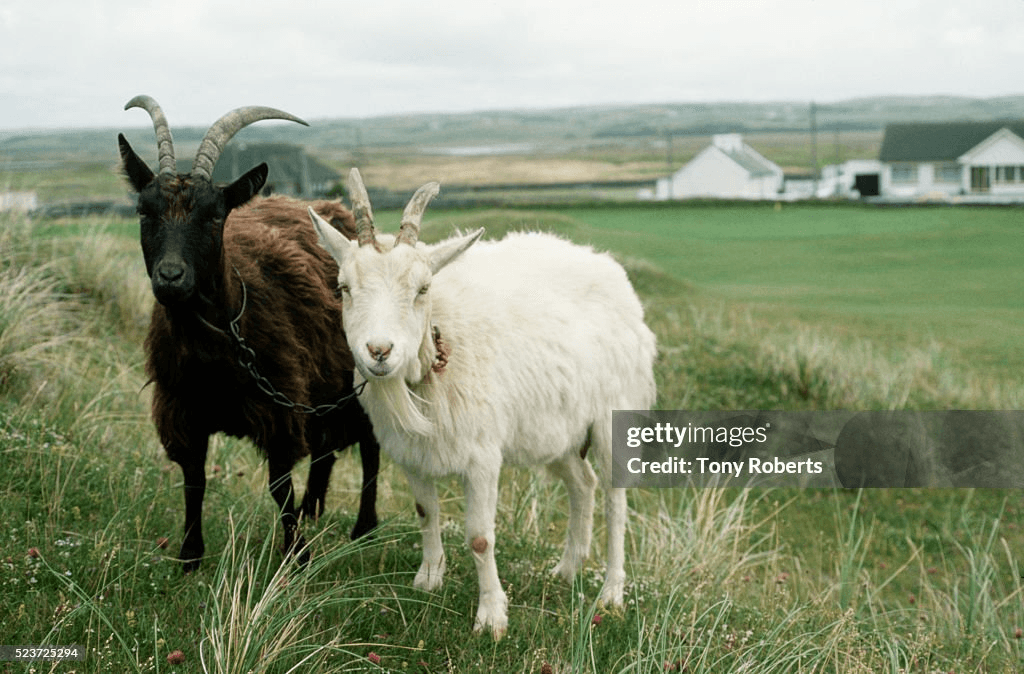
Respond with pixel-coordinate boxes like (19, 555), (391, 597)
(309, 189), (656, 639)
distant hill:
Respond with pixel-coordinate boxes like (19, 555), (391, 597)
(297, 95), (1024, 150)
(3, 95), (1023, 166)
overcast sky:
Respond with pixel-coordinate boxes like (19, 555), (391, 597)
(2, 0), (1024, 131)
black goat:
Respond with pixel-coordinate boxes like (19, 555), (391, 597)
(118, 95), (378, 571)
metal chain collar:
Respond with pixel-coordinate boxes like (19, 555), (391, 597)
(221, 267), (366, 417)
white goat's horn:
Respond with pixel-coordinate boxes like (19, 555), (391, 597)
(125, 95), (177, 177)
(347, 168), (377, 247)
(395, 181), (440, 247)
(192, 106), (309, 181)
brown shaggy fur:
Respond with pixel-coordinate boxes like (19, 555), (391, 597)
(147, 197), (356, 460)
(143, 195), (379, 570)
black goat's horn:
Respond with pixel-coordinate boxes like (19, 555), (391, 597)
(346, 168), (377, 247)
(125, 95), (176, 176)
(192, 106), (308, 181)
(395, 181), (440, 247)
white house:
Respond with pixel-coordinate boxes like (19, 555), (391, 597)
(878, 122), (1024, 202)
(0, 191), (38, 213)
(655, 134), (784, 200)
(814, 159), (883, 199)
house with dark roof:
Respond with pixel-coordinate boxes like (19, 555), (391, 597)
(175, 143), (340, 197)
(878, 121), (1024, 201)
(655, 134), (784, 200)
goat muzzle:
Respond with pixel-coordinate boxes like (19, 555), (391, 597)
(151, 259), (195, 306)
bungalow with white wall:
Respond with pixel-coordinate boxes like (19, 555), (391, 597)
(655, 134), (784, 200)
(879, 121), (1024, 202)
(816, 159), (883, 199)
(0, 191), (38, 213)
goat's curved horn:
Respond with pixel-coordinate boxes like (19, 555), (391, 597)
(125, 95), (177, 177)
(192, 106), (308, 181)
(395, 182), (440, 247)
(346, 168), (377, 247)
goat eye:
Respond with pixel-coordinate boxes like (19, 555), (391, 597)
(335, 283), (350, 299)
(417, 284), (430, 296)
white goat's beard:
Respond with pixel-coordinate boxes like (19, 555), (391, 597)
(370, 375), (434, 437)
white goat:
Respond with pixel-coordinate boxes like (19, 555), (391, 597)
(308, 169), (657, 639)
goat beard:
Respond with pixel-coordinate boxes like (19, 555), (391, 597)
(368, 373), (434, 438)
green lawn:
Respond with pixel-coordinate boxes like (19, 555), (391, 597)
(546, 204), (1023, 374)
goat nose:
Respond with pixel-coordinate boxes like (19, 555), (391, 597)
(158, 264), (184, 283)
(366, 341), (393, 362)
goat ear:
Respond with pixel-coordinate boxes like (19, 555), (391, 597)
(309, 207), (352, 265)
(118, 133), (156, 192)
(224, 163), (269, 212)
(428, 228), (484, 275)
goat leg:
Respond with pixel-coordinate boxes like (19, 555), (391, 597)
(300, 440), (336, 521)
(267, 457), (308, 565)
(175, 442), (208, 573)
(350, 424), (380, 540)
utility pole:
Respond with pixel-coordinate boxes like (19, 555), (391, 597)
(810, 101), (818, 198)
(665, 128), (674, 200)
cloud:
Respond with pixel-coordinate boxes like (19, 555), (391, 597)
(2, 0), (1023, 129)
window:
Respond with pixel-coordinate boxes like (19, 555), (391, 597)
(891, 164), (918, 183)
(936, 163), (961, 183)
(993, 165), (1024, 184)
(971, 167), (990, 192)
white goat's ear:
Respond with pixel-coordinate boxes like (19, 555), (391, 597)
(428, 227), (484, 275)
(308, 207), (351, 265)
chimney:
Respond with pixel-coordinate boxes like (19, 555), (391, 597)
(712, 134), (743, 152)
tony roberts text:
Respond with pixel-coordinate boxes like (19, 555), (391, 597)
(626, 456), (823, 478)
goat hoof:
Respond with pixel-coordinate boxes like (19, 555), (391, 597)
(179, 544), (204, 573)
(413, 558), (446, 591)
(473, 620), (507, 641)
(283, 536), (310, 567)
(472, 592), (509, 640)
(551, 557), (584, 582)
(598, 579), (625, 609)
(299, 495), (326, 521)
(349, 515), (378, 540)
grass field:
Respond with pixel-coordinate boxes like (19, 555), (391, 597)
(435, 203), (1024, 377)
(2, 201), (1024, 673)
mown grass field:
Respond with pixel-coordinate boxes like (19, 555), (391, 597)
(572, 203), (1023, 369)
(1, 201), (1023, 673)
(438, 202), (1024, 378)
